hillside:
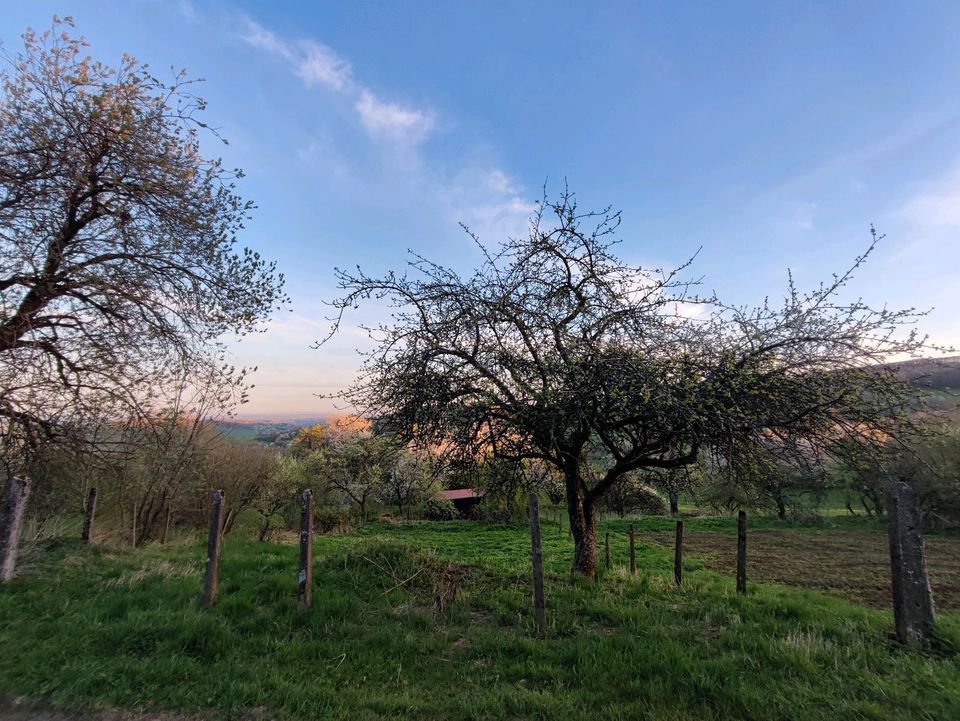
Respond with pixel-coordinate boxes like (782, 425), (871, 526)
(891, 356), (960, 392)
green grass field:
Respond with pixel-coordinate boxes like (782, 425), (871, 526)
(2, 518), (959, 720)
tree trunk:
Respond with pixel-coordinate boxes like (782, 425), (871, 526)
(567, 480), (598, 578)
(131, 502), (137, 548)
(160, 507), (172, 544)
(82, 487), (98, 543)
(669, 490), (679, 516)
(1, 476), (32, 582)
(776, 497), (786, 520)
(223, 509), (239, 536)
(257, 516), (271, 542)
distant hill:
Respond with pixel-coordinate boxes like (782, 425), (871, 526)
(888, 356), (960, 392)
(216, 419), (324, 447)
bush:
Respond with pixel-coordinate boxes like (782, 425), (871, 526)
(314, 506), (354, 533)
(420, 497), (457, 521)
(602, 476), (667, 517)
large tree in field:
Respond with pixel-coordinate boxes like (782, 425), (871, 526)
(0, 19), (287, 577)
(325, 189), (931, 578)
(0, 18), (287, 465)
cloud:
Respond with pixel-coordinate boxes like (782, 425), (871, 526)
(900, 165), (960, 229)
(440, 168), (537, 243)
(296, 40), (353, 91)
(355, 90), (435, 145)
(240, 18), (292, 59)
(239, 17), (433, 144)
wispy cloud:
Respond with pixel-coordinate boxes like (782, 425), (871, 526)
(239, 17), (431, 145)
(239, 18), (292, 59)
(355, 90), (435, 145)
(297, 40), (353, 91)
(443, 169), (536, 242)
(900, 164), (960, 229)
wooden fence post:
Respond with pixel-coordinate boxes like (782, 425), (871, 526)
(0, 476), (32, 583)
(298, 489), (315, 609)
(674, 520), (684, 587)
(604, 531), (611, 570)
(628, 523), (636, 576)
(81, 487), (97, 543)
(528, 493), (546, 633)
(201, 490), (225, 608)
(888, 481), (936, 647)
(736, 510), (747, 594)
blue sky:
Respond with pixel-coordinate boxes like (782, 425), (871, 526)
(4, 1), (960, 419)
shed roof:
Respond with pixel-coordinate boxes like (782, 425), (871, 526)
(442, 488), (484, 501)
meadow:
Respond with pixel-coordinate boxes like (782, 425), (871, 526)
(1, 515), (959, 720)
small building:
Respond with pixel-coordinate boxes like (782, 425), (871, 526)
(442, 488), (484, 519)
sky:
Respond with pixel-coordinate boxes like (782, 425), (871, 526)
(4, 1), (960, 420)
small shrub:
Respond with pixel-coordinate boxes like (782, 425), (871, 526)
(314, 506), (354, 533)
(420, 497), (457, 521)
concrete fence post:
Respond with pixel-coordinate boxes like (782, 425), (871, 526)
(528, 493), (546, 633)
(81, 487), (97, 543)
(0, 476), (32, 582)
(298, 489), (315, 609)
(201, 489), (225, 608)
(888, 480), (936, 647)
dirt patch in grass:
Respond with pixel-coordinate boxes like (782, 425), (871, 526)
(647, 528), (960, 610)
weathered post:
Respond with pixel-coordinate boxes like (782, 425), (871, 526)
(81, 487), (98, 543)
(298, 489), (315, 609)
(604, 531), (611, 570)
(558, 512), (563, 536)
(628, 523), (636, 576)
(528, 493), (546, 633)
(0, 476), (32, 583)
(201, 489), (225, 608)
(674, 520), (684, 587)
(887, 480), (936, 647)
(736, 510), (747, 594)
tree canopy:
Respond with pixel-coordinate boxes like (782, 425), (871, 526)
(326, 188), (933, 576)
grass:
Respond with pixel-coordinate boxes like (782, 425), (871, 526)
(1, 520), (959, 720)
